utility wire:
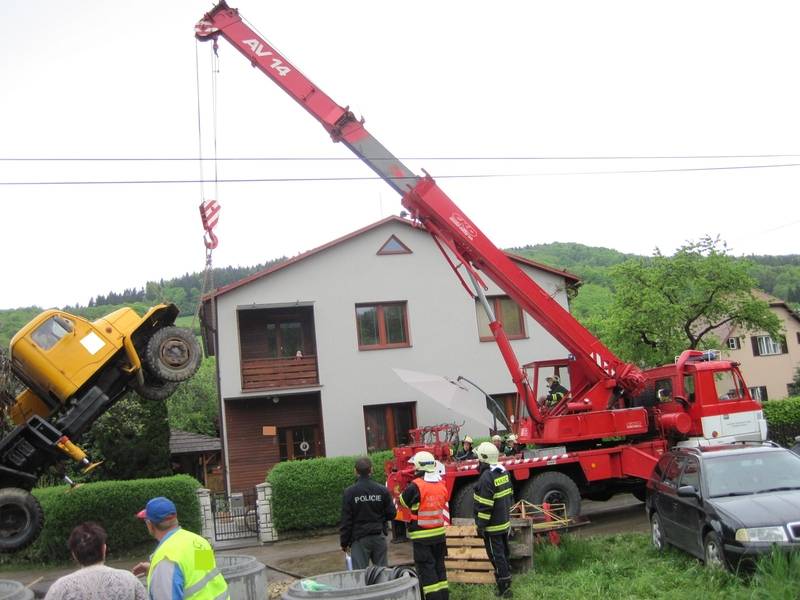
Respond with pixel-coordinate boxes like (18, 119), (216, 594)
(2, 154), (800, 162)
(3, 161), (800, 186)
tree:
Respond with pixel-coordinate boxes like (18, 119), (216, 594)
(87, 394), (172, 480)
(603, 236), (782, 367)
(167, 357), (219, 436)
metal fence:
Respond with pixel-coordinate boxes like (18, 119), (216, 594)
(208, 490), (259, 542)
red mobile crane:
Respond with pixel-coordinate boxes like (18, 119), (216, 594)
(195, 2), (767, 516)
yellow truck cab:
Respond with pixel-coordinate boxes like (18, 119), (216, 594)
(0, 303), (200, 552)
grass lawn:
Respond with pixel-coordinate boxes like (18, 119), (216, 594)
(450, 533), (799, 600)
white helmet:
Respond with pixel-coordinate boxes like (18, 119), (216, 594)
(476, 442), (499, 465)
(411, 451), (437, 473)
(491, 434), (502, 443)
(463, 436), (473, 444)
(506, 434), (518, 443)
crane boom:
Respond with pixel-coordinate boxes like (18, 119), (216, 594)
(195, 1), (646, 435)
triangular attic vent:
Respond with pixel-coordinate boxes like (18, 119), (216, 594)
(377, 235), (412, 255)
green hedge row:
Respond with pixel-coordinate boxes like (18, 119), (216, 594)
(267, 451), (393, 532)
(764, 396), (800, 447)
(4, 475), (201, 564)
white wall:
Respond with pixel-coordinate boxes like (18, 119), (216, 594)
(215, 220), (571, 457)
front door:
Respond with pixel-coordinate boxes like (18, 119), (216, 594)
(278, 425), (322, 461)
(672, 457), (705, 557)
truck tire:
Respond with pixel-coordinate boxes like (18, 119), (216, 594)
(144, 327), (201, 383)
(450, 483), (475, 519)
(132, 375), (179, 401)
(0, 488), (44, 552)
(520, 471), (581, 518)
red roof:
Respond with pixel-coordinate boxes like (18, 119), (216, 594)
(203, 215), (580, 300)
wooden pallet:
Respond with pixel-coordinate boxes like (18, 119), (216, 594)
(445, 524), (495, 584)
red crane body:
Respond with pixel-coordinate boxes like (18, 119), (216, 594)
(196, 2), (766, 516)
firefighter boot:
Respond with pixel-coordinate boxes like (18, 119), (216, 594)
(496, 576), (513, 598)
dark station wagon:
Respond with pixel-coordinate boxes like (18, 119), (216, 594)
(646, 442), (800, 569)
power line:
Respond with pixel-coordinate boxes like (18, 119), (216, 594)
(3, 161), (800, 186)
(1, 154), (800, 162)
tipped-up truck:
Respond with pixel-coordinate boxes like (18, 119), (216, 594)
(0, 303), (201, 551)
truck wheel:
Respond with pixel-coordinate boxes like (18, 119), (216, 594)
(0, 488), (44, 552)
(144, 327), (201, 383)
(450, 483), (475, 519)
(650, 513), (666, 552)
(520, 471), (581, 517)
(132, 375), (179, 401)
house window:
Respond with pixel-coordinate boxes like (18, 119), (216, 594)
(363, 402), (416, 452)
(356, 302), (410, 349)
(751, 335), (787, 357)
(377, 235), (412, 255)
(726, 337), (741, 350)
(476, 296), (526, 341)
(749, 386), (768, 402)
(797, 332), (800, 344)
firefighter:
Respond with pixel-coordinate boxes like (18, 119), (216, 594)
(399, 451), (449, 600)
(491, 434), (503, 451)
(503, 434), (523, 456)
(455, 436), (477, 460)
(473, 441), (514, 598)
(543, 375), (569, 407)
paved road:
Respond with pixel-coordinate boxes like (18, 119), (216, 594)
(2, 493), (650, 597)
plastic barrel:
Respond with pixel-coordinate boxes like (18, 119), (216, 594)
(0, 581), (34, 600)
(282, 569), (420, 600)
(218, 555), (268, 600)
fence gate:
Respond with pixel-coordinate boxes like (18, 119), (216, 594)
(209, 490), (259, 542)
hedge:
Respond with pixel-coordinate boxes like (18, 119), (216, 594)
(764, 396), (800, 447)
(2, 474), (201, 564)
(267, 450), (393, 532)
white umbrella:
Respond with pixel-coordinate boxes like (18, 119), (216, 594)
(393, 368), (496, 428)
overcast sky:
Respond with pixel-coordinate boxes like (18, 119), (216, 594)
(2, 1), (799, 310)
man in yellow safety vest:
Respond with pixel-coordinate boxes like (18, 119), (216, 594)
(132, 496), (229, 600)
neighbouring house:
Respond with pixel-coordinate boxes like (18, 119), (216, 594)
(716, 291), (800, 401)
(201, 216), (579, 493)
(169, 429), (223, 491)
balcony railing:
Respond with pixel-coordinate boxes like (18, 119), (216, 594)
(241, 355), (319, 391)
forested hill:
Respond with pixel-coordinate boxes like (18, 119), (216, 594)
(2, 243), (799, 349)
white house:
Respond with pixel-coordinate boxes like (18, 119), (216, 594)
(201, 216), (580, 492)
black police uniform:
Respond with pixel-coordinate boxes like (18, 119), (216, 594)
(340, 475), (396, 569)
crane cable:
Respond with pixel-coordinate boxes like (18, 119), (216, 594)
(192, 41), (222, 333)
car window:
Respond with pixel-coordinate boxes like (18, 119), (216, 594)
(683, 376), (695, 402)
(679, 458), (701, 492)
(31, 316), (73, 350)
(662, 456), (686, 488)
(653, 454), (673, 480)
(705, 451), (800, 497)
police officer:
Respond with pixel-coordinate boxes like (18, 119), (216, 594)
(455, 436), (477, 461)
(340, 457), (396, 569)
(400, 451), (449, 600)
(473, 442), (514, 598)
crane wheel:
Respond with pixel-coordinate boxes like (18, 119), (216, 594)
(0, 488), (44, 552)
(144, 327), (202, 383)
(519, 471), (581, 518)
(450, 483), (475, 519)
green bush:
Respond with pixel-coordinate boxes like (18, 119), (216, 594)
(267, 451), (393, 532)
(3, 475), (201, 564)
(764, 396), (800, 447)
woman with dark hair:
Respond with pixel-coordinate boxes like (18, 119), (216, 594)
(44, 522), (146, 600)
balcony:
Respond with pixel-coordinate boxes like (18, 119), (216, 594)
(241, 355), (319, 391)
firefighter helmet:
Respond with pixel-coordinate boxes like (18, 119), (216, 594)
(506, 434), (518, 443)
(491, 434), (502, 443)
(476, 442), (500, 464)
(411, 451), (437, 473)
(463, 436), (473, 444)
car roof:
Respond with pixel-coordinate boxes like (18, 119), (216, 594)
(670, 443), (790, 460)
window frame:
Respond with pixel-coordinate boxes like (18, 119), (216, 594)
(363, 402), (417, 452)
(355, 301), (411, 350)
(477, 295), (527, 342)
(749, 385), (768, 402)
(752, 335), (786, 357)
(726, 337), (741, 350)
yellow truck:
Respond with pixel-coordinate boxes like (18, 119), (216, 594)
(0, 303), (200, 551)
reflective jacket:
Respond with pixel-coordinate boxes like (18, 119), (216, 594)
(473, 463), (513, 534)
(399, 477), (448, 544)
(147, 528), (229, 600)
